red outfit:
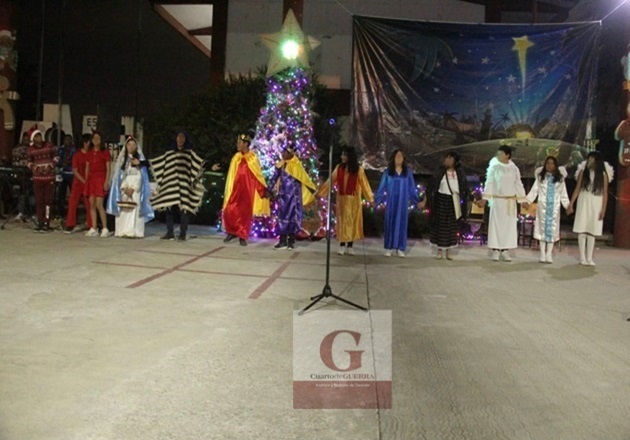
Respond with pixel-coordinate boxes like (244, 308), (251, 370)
(85, 149), (111, 197)
(65, 150), (92, 229)
(222, 158), (266, 239)
(28, 142), (58, 226)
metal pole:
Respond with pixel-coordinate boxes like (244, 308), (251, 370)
(57, 0), (66, 145)
(36, 0), (46, 122)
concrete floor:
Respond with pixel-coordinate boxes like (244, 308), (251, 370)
(1, 220), (629, 440)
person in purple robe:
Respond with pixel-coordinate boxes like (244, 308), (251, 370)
(375, 149), (424, 257)
(267, 147), (317, 250)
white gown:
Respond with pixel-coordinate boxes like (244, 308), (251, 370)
(526, 167), (570, 242)
(115, 166), (144, 238)
(572, 162), (614, 237)
(482, 158), (526, 249)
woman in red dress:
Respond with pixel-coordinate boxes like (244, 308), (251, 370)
(84, 132), (112, 237)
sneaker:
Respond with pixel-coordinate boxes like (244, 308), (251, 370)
(384, 249), (392, 257)
(85, 228), (99, 237)
(33, 225), (44, 233)
(177, 234), (187, 242)
(100, 228), (112, 238)
(223, 234), (236, 243)
(161, 233), (175, 241)
(41, 225), (53, 233)
(274, 242), (288, 250)
(338, 246), (346, 256)
(346, 247), (356, 256)
(64, 226), (74, 234)
(287, 243), (294, 250)
(239, 238), (248, 246)
(396, 250), (405, 258)
(72, 225), (85, 234)
(492, 250), (500, 261)
(14, 213), (23, 222)
(500, 250), (511, 262)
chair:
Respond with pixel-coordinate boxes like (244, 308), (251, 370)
(518, 202), (537, 247)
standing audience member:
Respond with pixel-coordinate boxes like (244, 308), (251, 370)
(64, 134), (92, 233)
(84, 131), (112, 237)
(27, 129), (58, 232)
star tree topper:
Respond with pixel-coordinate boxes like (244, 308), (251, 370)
(260, 9), (320, 77)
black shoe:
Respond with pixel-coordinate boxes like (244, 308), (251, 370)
(161, 233), (175, 241)
(223, 234), (236, 243)
(33, 225), (43, 233)
(41, 225), (52, 233)
(239, 238), (247, 246)
(177, 234), (186, 242)
(287, 243), (294, 250)
(274, 242), (288, 250)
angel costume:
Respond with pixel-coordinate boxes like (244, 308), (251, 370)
(106, 141), (154, 238)
(482, 157), (526, 255)
(525, 166), (570, 263)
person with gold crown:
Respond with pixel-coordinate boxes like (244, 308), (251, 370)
(219, 131), (269, 246)
(266, 145), (316, 250)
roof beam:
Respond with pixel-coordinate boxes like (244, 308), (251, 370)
(152, 4), (211, 58)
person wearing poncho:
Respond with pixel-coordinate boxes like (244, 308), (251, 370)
(150, 131), (205, 241)
(221, 133), (269, 246)
(106, 137), (154, 238)
(266, 147), (316, 250)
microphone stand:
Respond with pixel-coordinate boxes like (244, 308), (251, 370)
(299, 139), (368, 315)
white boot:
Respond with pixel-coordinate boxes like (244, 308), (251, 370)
(545, 242), (554, 264)
(578, 234), (587, 265)
(539, 241), (547, 263)
(586, 235), (596, 266)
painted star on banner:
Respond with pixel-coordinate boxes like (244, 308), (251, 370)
(564, 74), (572, 80)
(537, 67), (548, 74)
(433, 87), (440, 93)
(259, 9), (320, 77)
(481, 57), (490, 64)
(452, 57), (459, 64)
(507, 74), (516, 83)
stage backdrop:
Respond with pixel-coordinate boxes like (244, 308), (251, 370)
(352, 17), (601, 177)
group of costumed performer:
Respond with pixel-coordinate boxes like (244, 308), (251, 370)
(106, 136), (154, 238)
(220, 133), (270, 246)
(317, 147), (374, 256)
(375, 149), (424, 258)
(266, 145), (317, 250)
(524, 156), (571, 264)
(150, 131), (206, 241)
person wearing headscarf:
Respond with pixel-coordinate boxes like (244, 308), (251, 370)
(266, 146), (316, 250)
(220, 132), (269, 246)
(316, 146), (374, 256)
(150, 131), (205, 241)
(106, 136), (154, 238)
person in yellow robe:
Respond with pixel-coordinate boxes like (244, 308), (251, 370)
(317, 146), (374, 255)
(218, 133), (269, 246)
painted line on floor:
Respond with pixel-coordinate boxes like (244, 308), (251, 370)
(248, 252), (300, 300)
(93, 261), (168, 270)
(126, 246), (225, 289)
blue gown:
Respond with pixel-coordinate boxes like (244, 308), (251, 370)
(268, 165), (304, 236)
(375, 170), (420, 251)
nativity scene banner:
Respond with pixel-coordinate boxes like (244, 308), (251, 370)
(352, 16), (601, 177)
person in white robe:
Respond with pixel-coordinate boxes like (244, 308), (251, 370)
(569, 151), (613, 266)
(524, 156), (571, 263)
(477, 146), (526, 262)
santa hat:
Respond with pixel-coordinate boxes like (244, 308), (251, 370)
(29, 129), (42, 145)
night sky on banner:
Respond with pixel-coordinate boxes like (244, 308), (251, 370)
(352, 17), (601, 177)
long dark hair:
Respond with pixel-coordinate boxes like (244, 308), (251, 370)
(341, 146), (359, 174)
(89, 130), (103, 151)
(539, 156), (563, 183)
(387, 149), (408, 176)
(581, 151), (605, 195)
